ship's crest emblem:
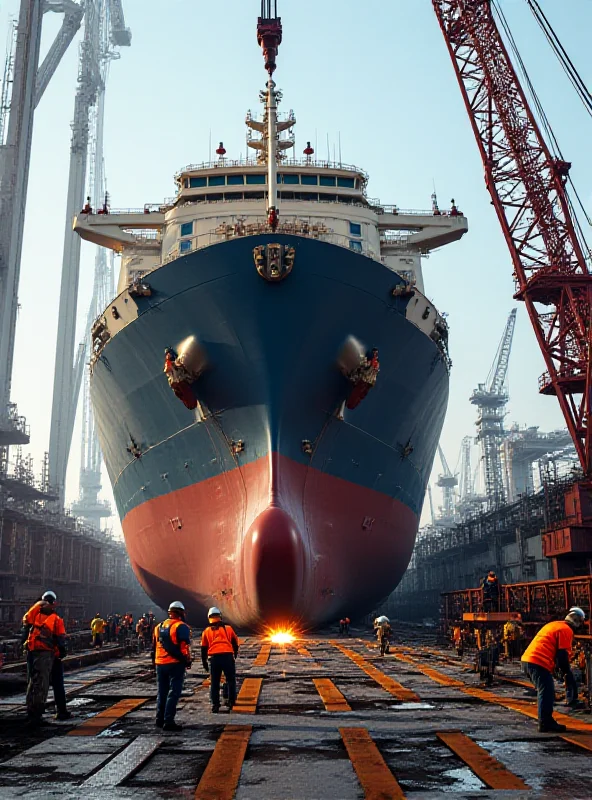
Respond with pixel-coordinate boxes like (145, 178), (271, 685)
(253, 244), (295, 282)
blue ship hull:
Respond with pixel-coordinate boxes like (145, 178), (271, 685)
(91, 234), (448, 627)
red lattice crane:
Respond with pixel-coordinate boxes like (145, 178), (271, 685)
(433, 0), (592, 477)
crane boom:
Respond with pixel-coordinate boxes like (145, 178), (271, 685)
(433, 0), (592, 476)
(35, 1), (84, 107)
(487, 308), (517, 394)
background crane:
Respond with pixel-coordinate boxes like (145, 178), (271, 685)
(48, 0), (130, 500)
(436, 444), (458, 525)
(433, 0), (592, 479)
(0, 0), (84, 451)
(470, 308), (517, 508)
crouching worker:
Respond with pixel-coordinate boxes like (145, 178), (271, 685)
(152, 601), (192, 731)
(201, 606), (239, 713)
(521, 606), (585, 733)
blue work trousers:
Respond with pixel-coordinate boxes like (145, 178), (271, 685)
(523, 662), (555, 725)
(209, 652), (237, 708)
(156, 662), (185, 723)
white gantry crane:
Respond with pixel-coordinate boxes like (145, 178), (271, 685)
(470, 309), (517, 509)
(435, 444), (458, 525)
(48, 0), (130, 500)
(0, 0), (84, 445)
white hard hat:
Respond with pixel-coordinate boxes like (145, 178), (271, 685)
(375, 615), (389, 624)
(168, 601), (185, 612)
(566, 606), (586, 622)
(208, 606), (222, 618)
(42, 591), (57, 602)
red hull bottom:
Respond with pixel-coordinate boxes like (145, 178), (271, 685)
(122, 454), (418, 629)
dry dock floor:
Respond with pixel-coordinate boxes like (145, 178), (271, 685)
(1, 631), (592, 799)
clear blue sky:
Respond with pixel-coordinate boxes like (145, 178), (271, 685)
(1, 0), (591, 531)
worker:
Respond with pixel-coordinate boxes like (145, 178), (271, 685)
(344, 616), (351, 635)
(91, 613), (106, 648)
(339, 618), (346, 636)
(81, 196), (92, 214)
(152, 601), (192, 731)
(201, 606), (239, 713)
(22, 591), (66, 725)
(50, 637), (71, 721)
(136, 615), (150, 650)
(503, 619), (524, 661)
(481, 570), (501, 612)
(521, 606), (586, 733)
(452, 625), (463, 657)
(374, 615), (391, 656)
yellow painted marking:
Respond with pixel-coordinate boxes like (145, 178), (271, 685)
(561, 733), (592, 752)
(313, 678), (352, 712)
(195, 725), (252, 800)
(394, 652), (592, 732)
(437, 731), (529, 790)
(334, 644), (419, 701)
(340, 727), (406, 799)
(233, 677), (262, 714)
(253, 643), (271, 666)
(68, 698), (147, 736)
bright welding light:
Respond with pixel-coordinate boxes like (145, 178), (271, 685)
(269, 630), (296, 644)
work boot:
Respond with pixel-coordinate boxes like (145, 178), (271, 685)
(538, 721), (567, 733)
(211, 705), (220, 713)
(54, 711), (72, 721)
(162, 721), (183, 731)
(155, 718), (164, 728)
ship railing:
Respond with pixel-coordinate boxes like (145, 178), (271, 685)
(174, 157), (368, 180)
(161, 218), (379, 265)
(374, 203), (466, 218)
(123, 228), (161, 242)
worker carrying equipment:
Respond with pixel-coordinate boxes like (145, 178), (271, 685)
(374, 615), (391, 656)
(347, 348), (380, 409)
(201, 607), (239, 713)
(521, 608), (586, 733)
(22, 596), (66, 725)
(163, 347), (198, 410)
(152, 601), (192, 732)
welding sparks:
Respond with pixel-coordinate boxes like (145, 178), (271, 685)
(269, 630), (296, 644)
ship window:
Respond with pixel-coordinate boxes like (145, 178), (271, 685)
(320, 175), (336, 187)
(279, 191), (294, 200)
(244, 190), (265, 199)
(207, 193), (223, 201)
(301, 192), (319, 201)
(180, 221), (193, 237)
(280, 174), (299, 185)
(301, 174), (318, 186)
(180, 239), (192, 254)
(224, 192), (243, 201)
(227, 174), (244, 185)
(189, 176), (207, 188)
(338, 177), (355, 189)
(349, 240), (363, 253)
(246, 174), (266, 184)
(349, 222), (362, 236)
(323, 194), (337, 202)
(208, 175), (225, 187)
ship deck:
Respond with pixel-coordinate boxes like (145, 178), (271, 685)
(1, 628), (591, 798)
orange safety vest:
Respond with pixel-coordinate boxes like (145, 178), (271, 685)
(153, 619), (191, 665)
(522, 620), (573, 673)
(24, 604), (66, 652)
(201, 624), (238, 656)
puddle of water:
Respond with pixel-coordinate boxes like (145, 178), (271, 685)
(443, 766), (485, 792)
(68, 698), (93, 707)
(389, 702), (435, 710)
(97, 728), (125, 737)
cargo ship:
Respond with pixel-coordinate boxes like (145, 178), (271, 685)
(74, 2), (468, 628)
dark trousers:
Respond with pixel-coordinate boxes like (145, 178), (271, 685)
(523, 662), (555, 725)
(156, 662), (185, 723)
(93, 633), (103, 648)
(565, 669), (578, 705)
(26, 650), (54, 719)
(210, 652), (236, 708)
(51, 657), (67, 714)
